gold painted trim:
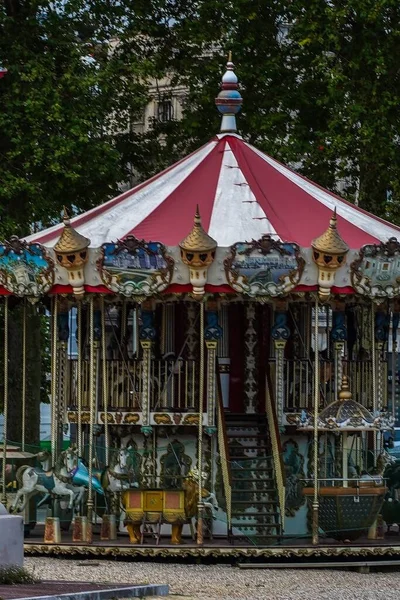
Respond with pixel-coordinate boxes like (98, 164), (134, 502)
(24, 543), (400, 559)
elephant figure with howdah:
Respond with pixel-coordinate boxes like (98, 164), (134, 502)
(122, 469), (218, 544)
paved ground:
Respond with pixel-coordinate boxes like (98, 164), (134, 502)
(25, 557), (400, 600)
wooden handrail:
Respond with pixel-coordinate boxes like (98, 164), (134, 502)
(216, 361), (232, 487)
(216, 358), (232, 532)
(266, 364), (286, 528)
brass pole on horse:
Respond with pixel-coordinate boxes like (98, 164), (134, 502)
(1, 297), (9, 507)
(51, 296), (59, 465)
(21, 299), (27, 452)
(87, 295), (95, 526)
(312, 296), (320, 546)
(197, 300), (205, 545)
(101, 297), (109, 465)
(77, 301), (83, 456)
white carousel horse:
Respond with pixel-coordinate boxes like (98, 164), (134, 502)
(101, 447), (137, 493)
(11, 448), (77, 513)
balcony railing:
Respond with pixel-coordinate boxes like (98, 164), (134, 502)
(67, 358), (198, 412)
(270, 358), (387, 412)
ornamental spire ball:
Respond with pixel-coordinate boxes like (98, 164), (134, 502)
(215, 52), (243, 133)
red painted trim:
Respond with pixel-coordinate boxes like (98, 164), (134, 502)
(49, 284), (114, 295)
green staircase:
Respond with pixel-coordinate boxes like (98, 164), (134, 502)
(225, 413), (283, 545)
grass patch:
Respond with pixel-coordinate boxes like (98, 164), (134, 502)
(0, 566), (39, 585)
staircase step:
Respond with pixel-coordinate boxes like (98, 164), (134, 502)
(231, 511), (280, 517)
(227, 433), (267, 438)
(231, 487), (276, 492)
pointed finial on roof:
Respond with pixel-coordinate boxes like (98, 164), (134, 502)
(215, 53), (243, 134)
(180, 207), (217, 252)
(63, 206), (70, 225)
(338, 375), (352, 401)
(312, 208), (349, 255)
(55, 208), (90, 254)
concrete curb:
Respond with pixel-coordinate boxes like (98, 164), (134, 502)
(10, 584), (169, 600)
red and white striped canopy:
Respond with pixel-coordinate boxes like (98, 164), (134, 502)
(26, 133), (400, 249)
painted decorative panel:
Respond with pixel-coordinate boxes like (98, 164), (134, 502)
(99, 236), (174, 296)
(0, 237), (54, 296)
(283, 439), (305, 517)
(351, 238), (400, 298)
(224, 235), (304, 297)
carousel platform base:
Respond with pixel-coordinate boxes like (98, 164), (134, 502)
(23, 526), (400, 562)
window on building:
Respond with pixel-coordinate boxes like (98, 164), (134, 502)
(157, 99), (173, 122)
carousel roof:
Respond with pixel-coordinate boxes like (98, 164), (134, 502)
(26, 61), (400, 250)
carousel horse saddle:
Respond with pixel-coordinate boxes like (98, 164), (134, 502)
(71, 460), (104, 495)
(36, 471), (55, 491)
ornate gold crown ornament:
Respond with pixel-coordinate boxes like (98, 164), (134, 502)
(179, 207), (217, 297)
(311, 208), (349, 300)
(54, 208), (90, 297)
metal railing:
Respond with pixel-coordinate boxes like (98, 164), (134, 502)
(272, 358), (388, 412)
(67, 358), (198, 412)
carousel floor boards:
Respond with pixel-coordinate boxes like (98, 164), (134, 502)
(23, 525), (400, 561)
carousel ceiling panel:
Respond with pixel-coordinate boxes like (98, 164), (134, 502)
(24, 134), (400, 253)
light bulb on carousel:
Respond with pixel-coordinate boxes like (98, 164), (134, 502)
(311, 208), (349, 300)
(179, 206), (217, 298)
(54, 208), (90, 297)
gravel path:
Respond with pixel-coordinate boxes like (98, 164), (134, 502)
(25, 557), (400, 600)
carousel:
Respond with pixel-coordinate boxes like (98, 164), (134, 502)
(1, 57), (400, 559)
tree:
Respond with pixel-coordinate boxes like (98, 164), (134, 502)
(119, 0), (400, 222)
(0, 0), (152, 238)
(0, 0), (155, 446)
(287, 0), (400, 220)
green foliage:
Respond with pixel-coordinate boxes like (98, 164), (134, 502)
(117, 0), (400, 222)
(0, 0), (151, 237)
(0, 566), (39, 585)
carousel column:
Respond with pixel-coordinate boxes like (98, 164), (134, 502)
(101, 297), (110, 465)
(139, 302), (156, 488)
(139, 302), (156, 434)
(186, 302), (199, 409)
(197, 301), (205, 545)
(1, 298), (8, 507)
(391, 309), (400, 422)
(271, 303), (290, 426)
(374, 309), (389, 458)
(312, 297), (320, 546)
(204, 301), (223, 435)
(57, 302), (70, 454)
(217, 304), (230, 409)
(332, 304), (347, 396)
(87, 296), (97, 535)
(76, 302), (83, 456)
(244, 302), (257, 414)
